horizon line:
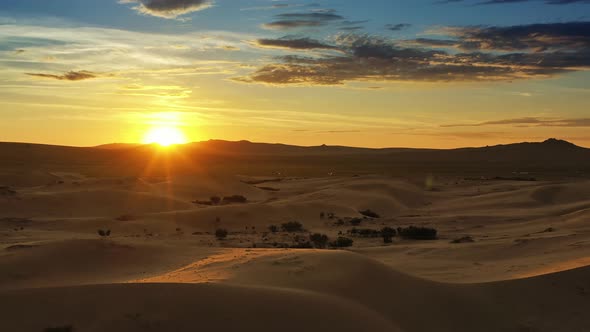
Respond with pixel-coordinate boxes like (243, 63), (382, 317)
(0, 137), (586, 151)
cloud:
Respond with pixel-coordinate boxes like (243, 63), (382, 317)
(0, 24), (253, 84)
(26, 70), (98, 81)
(119, 0), (213, 19)
(431, 22), (590, 52)
(237, 21), (590, 85)
(117, 84), (192, 98)
(262, 11), (344, 30)
(240, 3), (307, 11)
(386, 23), (412, 31)
(254, 37), (339, 50)
(236, 33), (589, 85)
(441, 117), (590, 127)
(439, 0), (590, 4)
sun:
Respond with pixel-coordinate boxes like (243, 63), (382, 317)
(143, 126), (187, 147)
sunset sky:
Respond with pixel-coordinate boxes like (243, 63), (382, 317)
(0, 0), (589, 148)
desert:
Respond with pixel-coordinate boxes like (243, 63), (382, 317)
(1, 139), (590, 332)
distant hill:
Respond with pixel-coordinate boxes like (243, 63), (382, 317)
(0, 138), (588, 180)
(94, 143), (142, 150)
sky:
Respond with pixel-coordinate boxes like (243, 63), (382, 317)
(0, 0), (589, 148)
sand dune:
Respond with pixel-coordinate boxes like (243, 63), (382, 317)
(0, 283), (400, 332)
(1, 141), (590, 331)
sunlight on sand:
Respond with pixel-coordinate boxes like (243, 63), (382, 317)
(515, 257), (590, 279)
(131, 249), (285, 284)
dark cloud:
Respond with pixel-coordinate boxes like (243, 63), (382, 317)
(254, 37), (339, 50)
(340, 20), (369, 31)
(442, 117), (590, 127)
(235, 28), (590, 85)
(386, 23), (412, 31)
(440, 0), (590, 4)
(438, 22), (590, 51)
(26, 70), (98, 81)
(120, 0), (213, 19)
(341, 26), (364, 31)
(263, 11), (344, 30)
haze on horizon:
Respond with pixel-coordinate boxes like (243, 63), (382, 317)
(1, 0), (589, 149)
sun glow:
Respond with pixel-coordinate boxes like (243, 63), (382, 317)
(143, 126), (187, 147)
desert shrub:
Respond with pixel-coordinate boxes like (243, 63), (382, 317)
(348, 228), (381, 238)
(215, 228), (228, 240)
(222, 195), (247, 204)
(268, 225), (279, 233)
(398, 226), (437, 240)
(381, 227), (396, 243)
(210, 196), (221, 205)
(281, 221), (304, 232)
(193, 199), (213, 205)
(44, 326), (73, 332)
(327, 212), (335, 219)
(320, 212), (325, 219)
(290, 242), (313, 249)
(97, 229), (111, 237)
(359, 209), (380, 218)
(309, 233), (329, 249)
(334, 219), (345, 226)
(349, 218), (363, 226)
(330, 237), (354, 248)
(451, 236), (474, 244)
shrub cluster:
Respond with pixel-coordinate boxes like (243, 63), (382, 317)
(309, 233), (329, 249)
(330, 237), (354, 248)
(194, 195), (248, 205)
(398, 226), (437, 240)
(97, 229), (111, 237)
(450, 236), (474, 244)
(381, 227), (396, 243)
(349, 218), (363, 226)
(320, 212), (336, 219)
(359, 209), (380, 218)
(348, 228), (381, 238)
(215, 228), (228, 239)
(348, 227), (397, 243)
(222, 195), (247, 204)
(281, 221), (304, 232)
